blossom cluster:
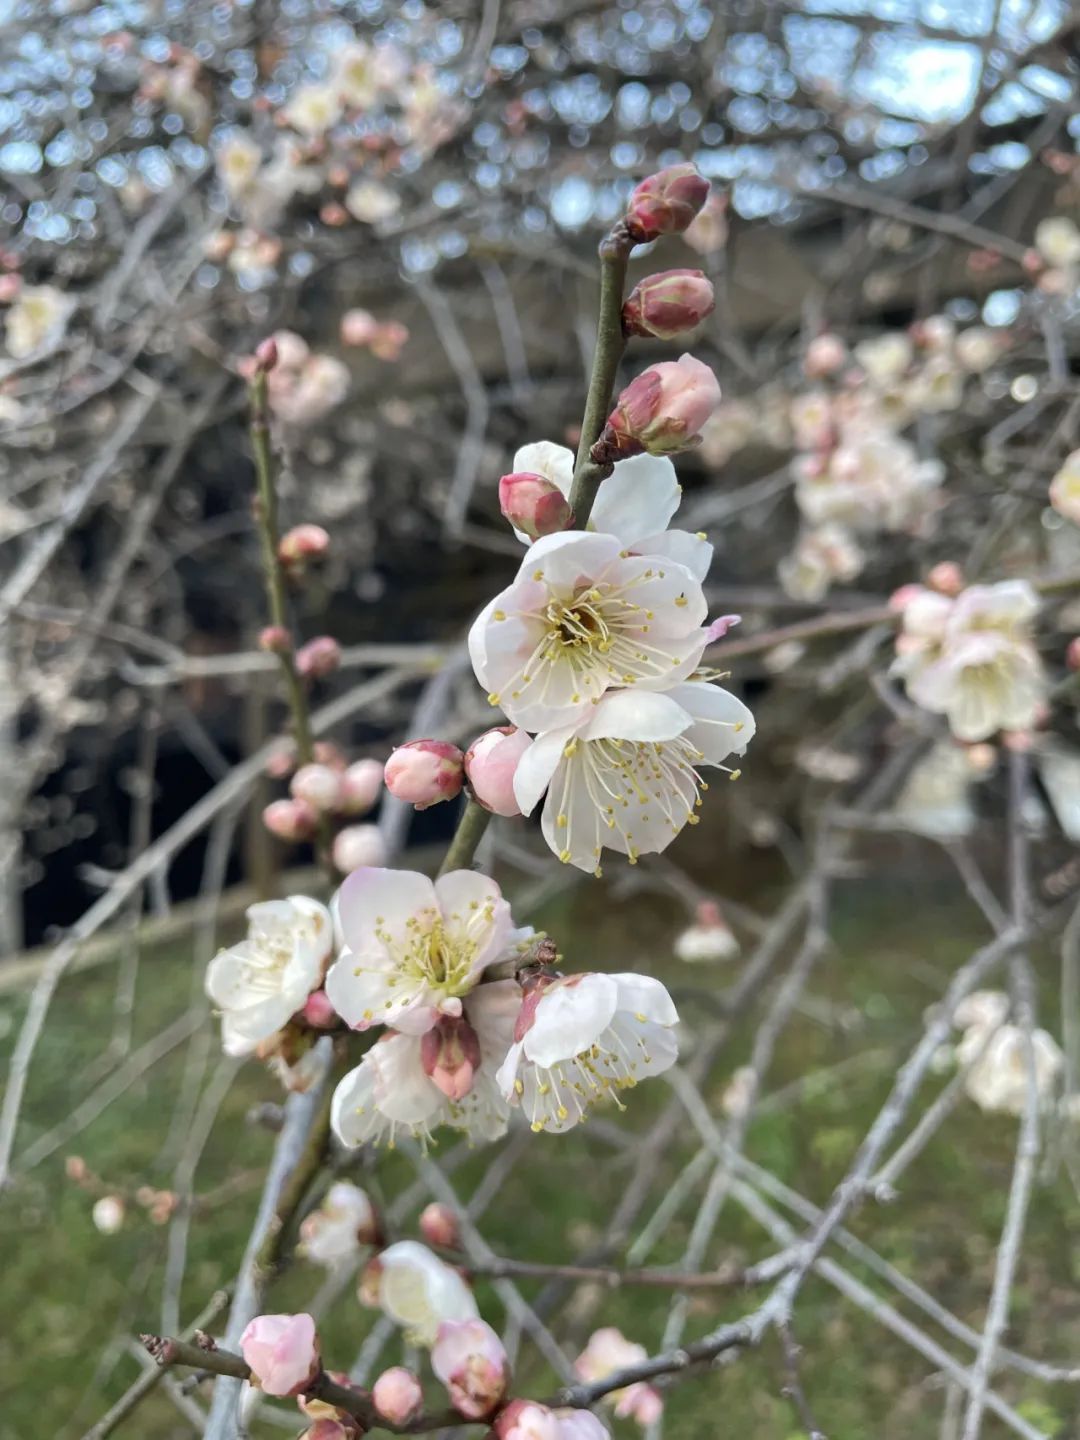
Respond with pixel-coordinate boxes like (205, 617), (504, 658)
(891, 578), (1046, 742)
(949, 991), (1063, 1117)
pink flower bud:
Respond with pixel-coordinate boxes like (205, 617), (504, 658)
(372, 1367), (423, 1425)
(263, 798), (317, 841)
(927, 561), (964, 597)
(0, 273), (22, 303)
(301, 989), (337, 1028)
(296, 636), (342, 679)
(888, 583), (923, 614)
(432, 1318), (509, 1420)
(621, 269), (714, 340)
(299, 1419), (360, 1440)
(313, 741), (347, 770)
(290, 763), (344, 813)
(421, 1014), (482, 1101)
(340, 308), (378, 346)
(1067, 637), (1080, 671)
(625, 164), (710, 243)
(384, 739), (464, 809)
(493, 1399), (562, 1440)
(279, 524), (330, 565)
(593, 354), (720, 462)
(340, 758), (384, 814)
(464, 726), (531, 817)
(259, 625), (292, 654)
(419, 1202), (460, 1250)
(255, 336), (279, 372)
(332, 824), (387, 874)
(498, 473), (574, 541)
(240, 1313), (320, 1397)
(370, 320), (409, 361)
(804, 333), (847, 378)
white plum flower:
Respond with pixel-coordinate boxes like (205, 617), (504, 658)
(854, 332), (913, 385)
(673, 900), (740, 962)
(512, 684), (754, 873)
(952, 990), (1010, 1033)
(299, 1181), (378, 1266)
(5, 285), (76, 359)
(796, 431), (942, 534)
(215, 131), (263, 203)
(345, 180), (401, 224)
(778, 525), (864, 602)
(324, 867), (526, 1032)
(330, 981), (521, 1147)
(496, 972), (679, 1132)
(205, 896), (332, 1054)
(470, 531), (710, 733)
(374, 1240), (478, 1345)
(333, 41), (379, 108)
(575, 1327), (663, 1427)
(894, 580), (1045, 742)
(960, 1024), (1064, 1116)
(283, 82), (343, 137)
(1036, 216), (1080, 270)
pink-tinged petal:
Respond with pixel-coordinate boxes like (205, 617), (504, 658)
(579, 689), (690, 743)
(524, 974), (619, 1066)
(514, 728), (575, 815)
(335, 867), (438, 958)
(589, 454), (681, 545)
(522, 530), (623, 591)
(370, 1033), (445, 1125)
(324, 961), (420, 1030)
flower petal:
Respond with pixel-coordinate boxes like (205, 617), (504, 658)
(524, 974), (619, 1066)
(514, 728), (575, 814)
(580, 689), (691, 743)
(589, 454), (681, 545)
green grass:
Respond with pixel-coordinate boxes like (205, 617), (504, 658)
(2, 874), (1079, 1440)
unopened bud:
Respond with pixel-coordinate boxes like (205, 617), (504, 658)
(259, 625), (292, 654)
(0, 272), (22, 303)
(369, 320), (408, 361)
(240, 1313), (320, 1397)
(493, 1400), (560, 1440)
(255, 336), (279, 372)
(622, 269), (714, 340)
(432, 1318), (509, 1420)
(384, 739), (464, 809)
(372, 1367), (423, 1426)
(927, 561), (964, 596)
(1068, 637), (1080, 671)
(498, 473), (573, 541)
(418, 1202), (460, 1250)
(421, 1014), (482, 1101)
(465, 726), (530, 817)
(65, 1154), (89, 1182)
(290, 763), (343, 813)
(340, 758), (384, 814)
(340, 308), (378, 347)
(592, 353), (720, 463)
(263, 798), (317, 841)
(332, 824), (387, 874)
(93, 1195), (125, 1234)
(301, 990), (337, 1028)
(625, 164), (710, 243)
(279, 524), (330, 565)
(296, 636), (342, 679)
(804, 333), (847, 379)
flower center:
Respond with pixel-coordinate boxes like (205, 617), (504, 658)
(546, 592), (614, 653)
(395, 917), (479, 995)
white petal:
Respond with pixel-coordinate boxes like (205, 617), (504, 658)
(495, 1039), (525, 1099)
(667, 681), (756, 762)
(612, 973), (680, 1026)
(513, 440), (574, 497)
(580, 689), (690, 743)
(467, 594), (501, 688)
(514, 728), (575, 815)
(635, 527), (713, 582)
(524, 974), (619, 1066)
(325, 958), (422, 1030)
(336, 867), (439, 959)
(590, 454), (681, 545)
(370, 1034), (445, 1125)
(331, 1056), (385, 1147)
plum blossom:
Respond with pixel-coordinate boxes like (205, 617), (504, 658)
(4, 285), (76, 359)
(959, 1023), (1064, 1116)
(432, 1318), (509, 1419)
(284, 83), (342, 137)
(471, 454), (715, 729)
(325, 867), (526, 1032)
(556, 1412), (611, 1440)
(595, 354), (721, 460)
(345, 180), (401, 224)
(1035, 216), (1080, 271)
(332, 41), (379, 108)
(854, 332), (913, 385)
(778, 525), (864, 602)
(298, 1182), (379, 1266)
(331, 981), (521, 1146)
(494, 1401), (562, 1440)
(511, 684), (754, 872)
(372, 1368), (423, 1425)
(215, 131), (263, 203)
(370, 1240), (478, 1345)
(575, 1327), (662, 1427)
(795, 430), (942, 534)
(92, 1196), (125, 1234)
(497, 972), (679, 1132)
(240, 1313), (320, 1396)
(673, 900), (740, 962)
(384, 739), (464, 809)
(465, 727), (531, 816)
(205, 896), (332, 1054)
(893, 580), (1045, 742)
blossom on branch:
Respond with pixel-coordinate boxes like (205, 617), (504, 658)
(205, 896), (333, 1054)
(299, 1181), (380, 1266)
(367, 1240), (478, 1345)
(511, 685), (754, 872)
(575, 1327), (663, 1427)
(432, 1318), (509, 1419)
(372, 1367), (424, 1425)
(324, 867), (526, 1031)
(496, 971), (679, 1132)
(384, 739), (465, 809)
(239, 1312), (320, 1396)
(593, 355), (721, 461)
